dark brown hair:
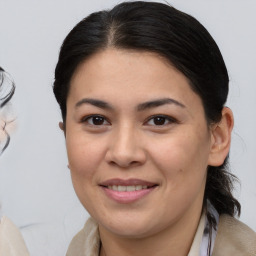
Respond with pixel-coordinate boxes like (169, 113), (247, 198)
(53, 0), (240, 234)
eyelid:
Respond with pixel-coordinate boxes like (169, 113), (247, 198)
(80, 114), (177, 127)
(144, 114), (178, 126)
(81, 114), (111, 125)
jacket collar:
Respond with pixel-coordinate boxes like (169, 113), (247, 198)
(67, 213), (207, 256)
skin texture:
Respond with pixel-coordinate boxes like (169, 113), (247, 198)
(63, 49), (233, 256)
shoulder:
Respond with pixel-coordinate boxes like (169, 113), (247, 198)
(213, 214), (256, 256)
(0, 216), (29, 256)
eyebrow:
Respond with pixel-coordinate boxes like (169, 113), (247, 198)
(75, 97), (185, 111)
(137, 98), (185, 111)
(75, 98), (113, 110)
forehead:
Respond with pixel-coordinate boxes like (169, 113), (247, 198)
(68, 48), (202, 110)
(71, 49), (171, 86)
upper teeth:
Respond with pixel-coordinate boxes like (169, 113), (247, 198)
(107, 185), (148, 192)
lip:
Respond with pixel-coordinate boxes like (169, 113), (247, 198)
(99, 178), (158, 204)
(100, 178), (157, 187)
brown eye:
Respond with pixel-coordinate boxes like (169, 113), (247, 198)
(146, 115), (176, 126)
(91, 116), (104, 125)
(83, 115), (109, 126)
(153, 116), (166, 125)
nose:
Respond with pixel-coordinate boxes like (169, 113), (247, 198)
(105, 125), (146, 168)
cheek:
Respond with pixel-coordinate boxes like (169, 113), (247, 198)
(147, 131), (210, 217)
(65, 133), (107, 212)
(65, 132), (106, 183)
(149, 129), (211, 187)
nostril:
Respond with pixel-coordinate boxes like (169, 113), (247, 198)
(130, 160), (140, 166)
(109, 160), (139, 168)
(105, 143), (146, 168)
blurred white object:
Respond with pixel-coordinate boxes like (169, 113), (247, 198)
(0, 216), (29, 256)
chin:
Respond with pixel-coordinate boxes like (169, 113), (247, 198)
(105, 224), (153, 238)
(97, 213), (166, 239)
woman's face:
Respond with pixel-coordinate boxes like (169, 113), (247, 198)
(65, 49), (215, 238)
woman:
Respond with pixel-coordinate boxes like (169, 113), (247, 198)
(53, 2), (256, 255)
(0, 67), (29, 255)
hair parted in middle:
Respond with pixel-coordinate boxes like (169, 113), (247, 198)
(53, 0), (240, 237)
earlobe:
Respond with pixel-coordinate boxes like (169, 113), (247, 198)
(59, 122), (64, 131)
(208, 107), (234, 166)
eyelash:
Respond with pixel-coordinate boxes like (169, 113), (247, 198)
(81, 114), (177, 127)
(145, 115), (177, 126)
(81, 115), (110, 126)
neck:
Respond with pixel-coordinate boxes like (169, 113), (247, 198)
(99, 205), (203, 256)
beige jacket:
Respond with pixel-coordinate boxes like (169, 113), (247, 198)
(0, 217), (29, 256)
(66, 214), (256, 256)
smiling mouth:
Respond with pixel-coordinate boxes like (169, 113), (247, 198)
(99, 178), (158, 190)
(99, 179), (158, 203)
(104, 184), (156, 192)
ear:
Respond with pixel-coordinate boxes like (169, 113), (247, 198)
(208, 107), (234, 166)
(59, 122), (64, 131)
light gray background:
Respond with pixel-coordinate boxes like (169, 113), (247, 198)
(0, 0), (255, 255)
